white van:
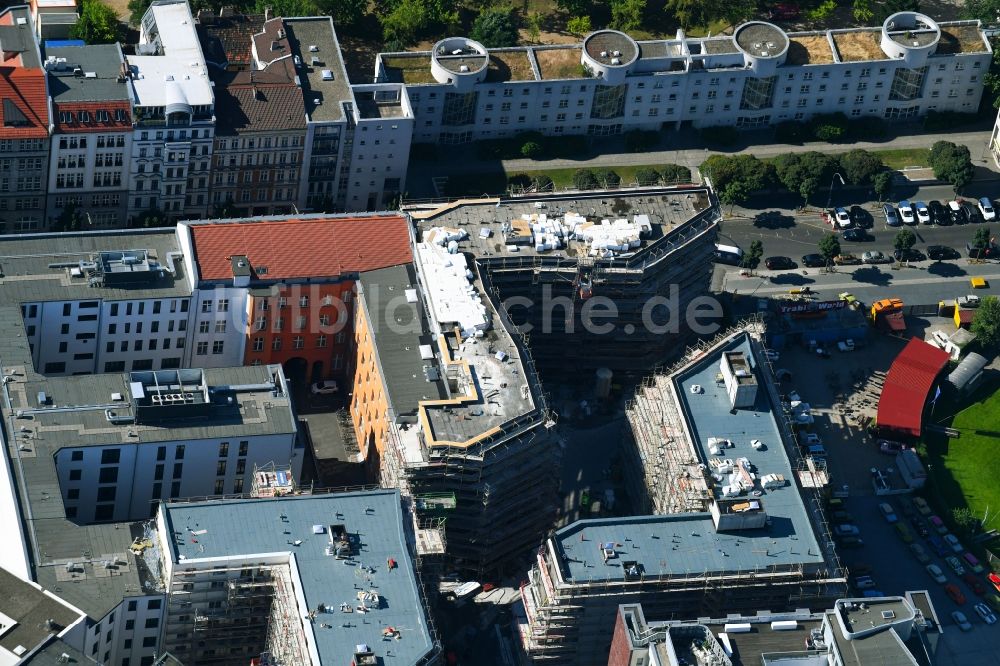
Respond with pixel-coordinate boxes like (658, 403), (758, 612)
(714, 243), (743, 266)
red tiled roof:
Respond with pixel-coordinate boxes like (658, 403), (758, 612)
(53, 100), (131, 133)
(191, 216), (413, 281)
(0, 67), (49, 139)
(877, 338), (950, 438)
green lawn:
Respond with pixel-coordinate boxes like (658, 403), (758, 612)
(923, 385), (1000, 532)
(871, 147), (931, 170)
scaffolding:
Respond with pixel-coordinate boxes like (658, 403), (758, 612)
(251, 462), (299, 497)
(263, 564), (310, 666)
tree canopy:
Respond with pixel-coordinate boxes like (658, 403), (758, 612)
(929, 141), (975, 192)
(610, 0), (646, 32)
(873, 171), (894, 201)
(71, 0), (121, 44)
(772, 151), (836, 203)
(894, 228), (916, 251)
(972, 295), (1000, 350)
(818, 233), (841, 263)
(470, 6), (519, 48)
(839, 149), (885, 186)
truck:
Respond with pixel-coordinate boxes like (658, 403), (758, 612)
(871, 298), (905, 332)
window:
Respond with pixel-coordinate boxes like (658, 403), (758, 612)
(142, 637), (156, 648)
(214, 479), (225, 494)
(201, 301), (212, 313)
(239, 441), (248, 457)
(216, 460), (227, 476)
(317, 335), (327, 348)
(144, 617), (159, 629)
(212, 340), (224, 354)
(101, 449), (120, 465)
(196, 341), (208, 355)
(214, 320), (226, 333)
(199, 321), (210, 334)
(175, 445), (185, 460)
(219, 442), (229, 458)
(218, 299), (229, 312)
(293, 336), (304, 349)
(71, 450), (84, 462)
(253, 337), (264, 351)
(272, 338), (282, 351)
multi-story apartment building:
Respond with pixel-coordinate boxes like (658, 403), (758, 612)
(25, 0), (78, 40)
(205, 18), (307, 216)
(196, 7), (264, 71)
(179, 213), (413, 381)
(45, 44), (132, 228)
(0, 6), (50, 233)
(517, 325), (846, 664)
(125, 0), (215, 223)
(283, 16), (413, 213)
(608, 595), (939, 666)
(0, 567), (89, 664)
(155, 489), (439, 665)
(377, 12), (990, 144)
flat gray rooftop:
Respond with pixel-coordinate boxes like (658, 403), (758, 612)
(828, 606), (916, 666)
(7, 365), (295, 449)
(354, 89), (407, 118)
(162, 490), (435, 666)
(284, 18), (352, 123)
(20, 638), (91, 665)
(358, 264), (446, 416)
(701, 37), (740, 55)
(584, 30), (638, 65)
(552, 334), (825, 584)
(0, 229), (190, 305)
(735, 23), (789, 57)
(45, 44), (129, 102)
(668, 617), (824, 666)
(0, 567), (83, 659)
(409, 189), (712, 264)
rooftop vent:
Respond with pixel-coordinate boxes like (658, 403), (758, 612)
(321, 69), (333, 80)
(308, 44), (318, 52)
(277, 29), (285, 38)
(16, 17), (26, 25)
(84, 72), (97, 78)
(271, 40), (281, 51)
(881, 610), (896, 619)
(311, 56), (320, 65)
(459, 65), (469, 72)
(611, 58), (620, 65)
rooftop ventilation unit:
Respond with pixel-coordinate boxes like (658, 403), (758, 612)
(881, 610), (896, 619)
(321, 69), (333, 80)
(311, 56), (320, 65)
(277, 29), (285, 39)
(459, 65), (469, 72)
(611, 58), (620, 65)
(84, 72), (97, 78)
(612, 50), (621, 57)
(600, 50), (607, 57)
(16, 17), (26, 25)
(309, 44), (318, 52)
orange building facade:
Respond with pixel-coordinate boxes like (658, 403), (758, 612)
(242, 281), (354, 383)
(349, 290), (391, 477)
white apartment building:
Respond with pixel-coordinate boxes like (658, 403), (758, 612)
(375, 12), (990, 144)
(284, 17), (413, 212)
(45, 44), (133, 228)
(125, 0), (215, 222)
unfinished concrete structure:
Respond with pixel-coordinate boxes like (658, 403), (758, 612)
(516, 323), (846, 664)
(406, 186), (720, 379)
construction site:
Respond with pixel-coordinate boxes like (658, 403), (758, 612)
(516, 322), (847, 665)
(155, 482), (440, 666)
(405, 186), (719, 379)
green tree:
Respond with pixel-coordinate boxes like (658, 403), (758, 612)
(818, 233), (841, 265)
(610, 0), (646, 32)
(127, 0), (151, 25)
(773, 151), (835, 202)
(799, 176), (820, 204)
(873, 170), (893, 202)
(974, 225), (992, 250)
(894, 228), (916, 252)
(660, 164), (691, 183)
(471, 6), (519, 48)
(566, 15), (592, 35)
(254, 0), (319, 17)
(964, 0), (1000, 22)
(806, 0), (836, 21)
(526, 12), (542, 43)
(972, 295), (1000, 349)
(634, 167), (661, 186)
(133, 208), (168, 228)
(838, 149), (885, 186)
(853, 0), (875, 22)
(382, 0), (432, 44)
(520, 140), (543, 159)
(873, 0), (919, 22)
(952, 507), (980, 534)
(71, 0), (121, 44)
(980, 43), (1000, 109)
(316, 0), (365, 25)
(53, 204), (87, 232)
(556, 0), (591, 14)
(719, 180), (750, 210)
(700, 154), (774, 195)
(573, 168), (598, 189)
(929, 140), (975, 191)
(742, 239), (763, 270)
(595, 168), (621, 188)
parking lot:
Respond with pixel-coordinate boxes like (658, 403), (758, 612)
(773, 337), (1000, 664)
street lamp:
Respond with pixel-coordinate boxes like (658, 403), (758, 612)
(826, 172), (845, 212)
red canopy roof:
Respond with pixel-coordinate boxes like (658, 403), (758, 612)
(877, 338), (950, 437)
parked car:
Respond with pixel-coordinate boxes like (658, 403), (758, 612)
(929, 200), (950, 225)
(963, 202), (985, 224)
(883, 204), (901, 227)
(831, 510), (854, 523)
(915, 201), (931, 224)
(958, 294), (981, 308)
(893, 248), (925, 262)
(854, 576), (877, 589)
(850, 205), (873, 228)
(913, 497), (932, 515)
(951, 610), (973, 631)
(979, 197), (996, 221)
(310, 380), (339, 395)
(862, 589), (886, 598)
(944, 533), (964, 553)
(946, 583), (968, 605)
(834, 253), (861, 265)
(832, 207), (852, 228)
(963, 573), (986, 596)
(927, 245), (960, 260)
(839, 536), (864, 548)
(835, 524), (860, 537)
(862, 250), (890, 264)
(878, 439), (909, 455)
(929, 515), (949, 535)
(975, 602), (998, 625)
(801, 253), (826, 268)
(765, 256), (796, 270)
(841, 228), (869, 242)
(949, 200), (969, 224)
(880, 502), (898, 523)
(927, 563), (947, 584)
(898, 200), (916, 225)
(988, 594), (1000, 613)
(895, 522), (914, 543)
(927, 534), (949, 557)
(946, 555), (967, 576)
(966, 242), (999, 259)
(909, 543), (931, 564)
(989, 572), (1000, 593)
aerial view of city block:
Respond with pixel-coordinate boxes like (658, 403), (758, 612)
(3, 0), (1000, 663)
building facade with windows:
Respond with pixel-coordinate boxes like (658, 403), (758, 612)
(375, 13), (990, 144)
(45, 44), (133, 228)
(125, 0), (215, 223)
(0, 6), (50, 234)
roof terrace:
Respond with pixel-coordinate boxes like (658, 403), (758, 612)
(534, 46), (583, 80)
(485, 51), (536, 82)
(831, 29), (886, 62)
(937, 23), (989, 54)
(785, 34), (835, 65)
